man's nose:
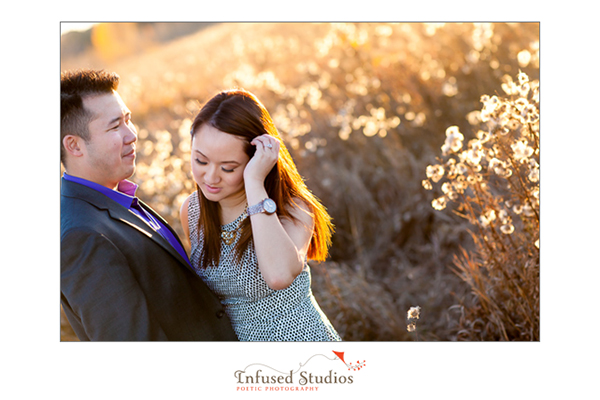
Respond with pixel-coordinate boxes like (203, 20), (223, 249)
(124, 122), (137, 144)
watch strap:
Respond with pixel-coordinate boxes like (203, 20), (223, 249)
(247, 200), (264, 216)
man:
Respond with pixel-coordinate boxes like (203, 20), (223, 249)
(60, 69), (237, 340)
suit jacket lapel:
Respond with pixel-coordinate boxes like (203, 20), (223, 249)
(61, 179), (193, 272)
(106, 205), (192, 270)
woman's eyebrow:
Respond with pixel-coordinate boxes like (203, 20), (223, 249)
(193, 150), (241, 165)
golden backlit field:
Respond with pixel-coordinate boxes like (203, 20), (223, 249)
(60, 22), (539, 341)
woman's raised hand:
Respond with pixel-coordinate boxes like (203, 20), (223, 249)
(244, 134), (280, 186)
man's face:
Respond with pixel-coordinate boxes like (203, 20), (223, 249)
(80, 91), (137, 189)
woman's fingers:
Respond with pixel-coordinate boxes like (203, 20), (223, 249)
(252, 134), (279, 152)
(245, 135), (280, 183)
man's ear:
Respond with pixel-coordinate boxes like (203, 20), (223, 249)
(63, 135), (84, 157)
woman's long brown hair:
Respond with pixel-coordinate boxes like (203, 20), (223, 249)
(190, 89), (333, 269)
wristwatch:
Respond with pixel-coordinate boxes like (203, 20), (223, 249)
(247, 198), (277, 216)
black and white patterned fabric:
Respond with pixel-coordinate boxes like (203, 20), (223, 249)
(188, 191), (341, 341)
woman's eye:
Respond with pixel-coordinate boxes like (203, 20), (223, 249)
(195, 159), (207, 165)
(222, 167), (235, 173)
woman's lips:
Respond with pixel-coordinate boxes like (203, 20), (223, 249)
(204, 184), (222, 194)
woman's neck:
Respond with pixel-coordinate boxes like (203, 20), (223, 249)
(218, 191), (248, 225)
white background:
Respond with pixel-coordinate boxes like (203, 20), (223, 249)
(2, 1), (598, 399)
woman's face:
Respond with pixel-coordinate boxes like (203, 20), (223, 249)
(191, 124), (250, 206)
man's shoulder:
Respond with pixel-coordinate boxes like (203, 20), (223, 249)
(61, 194), (109, 238)
(61, 183), (104, 214)
(61, 178), (121, 215)
(61, 181), (115, 234)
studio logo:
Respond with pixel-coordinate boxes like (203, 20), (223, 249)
(234, 350), (366, 392)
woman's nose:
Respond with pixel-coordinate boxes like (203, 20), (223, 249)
(205, 165), (220, 184)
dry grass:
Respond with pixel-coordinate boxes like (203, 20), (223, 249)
(424, 71), (540, 340)
(61, 22), (539, 341)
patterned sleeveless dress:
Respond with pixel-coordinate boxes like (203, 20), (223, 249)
(187, 192), (341, 341)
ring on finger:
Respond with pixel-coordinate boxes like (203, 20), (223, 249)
(266, 143), (273, 149)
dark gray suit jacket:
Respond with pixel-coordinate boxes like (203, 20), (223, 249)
(60, 178), (237, 341)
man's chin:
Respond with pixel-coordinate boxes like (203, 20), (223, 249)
(123, 164), (136, 180)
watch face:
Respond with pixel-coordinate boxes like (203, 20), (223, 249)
(264, 198), (277, 214)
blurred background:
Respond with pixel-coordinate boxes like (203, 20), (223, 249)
(60, 22), (539, 341)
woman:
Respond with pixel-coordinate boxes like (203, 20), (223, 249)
(180, 89), (341, 341)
